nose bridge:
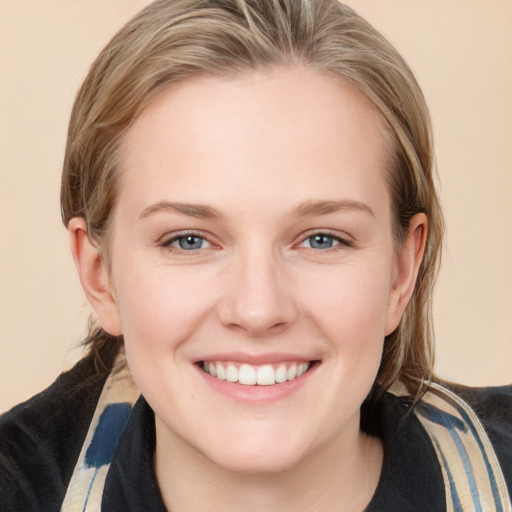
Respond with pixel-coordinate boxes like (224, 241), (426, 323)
(218, 241), (298, 336)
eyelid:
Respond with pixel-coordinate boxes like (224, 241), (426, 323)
(159, 230), (217, 251)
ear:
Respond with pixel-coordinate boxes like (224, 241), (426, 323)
(68, 217), (123, 336)
(385, 213), (428, 335)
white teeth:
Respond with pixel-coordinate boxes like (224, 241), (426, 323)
(297, 363), (307, 377)
(256, 365), (275, 386)
(287, 363), (297, 381)
(216, 363), (226, 380)
(226, 364), (238, 383)
(202, 361), (311, 386)
(239, 364), (256, 385)
(275, 364), (287, 383)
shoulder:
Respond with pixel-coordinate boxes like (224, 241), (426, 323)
(437, 382), (512, 498)
(444, 382), (512, 425)
(0, 353), (113, 511)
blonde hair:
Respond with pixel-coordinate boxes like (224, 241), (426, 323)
(61, 0), (444, 397)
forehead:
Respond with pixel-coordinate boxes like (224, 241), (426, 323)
(117, 66), (390, 215)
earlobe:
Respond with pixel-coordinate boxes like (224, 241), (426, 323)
(385, 213), (428, 335)
(68, 217), (123, 336)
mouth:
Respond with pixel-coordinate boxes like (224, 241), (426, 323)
(199, 360), (317, 386)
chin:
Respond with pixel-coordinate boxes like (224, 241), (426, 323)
(203, 431), (310, 475)
(213, 449), (305, 475)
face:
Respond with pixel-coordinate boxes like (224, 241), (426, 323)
(98, 67), (418, 474)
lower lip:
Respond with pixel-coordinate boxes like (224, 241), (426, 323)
(196, 363), (319, 403)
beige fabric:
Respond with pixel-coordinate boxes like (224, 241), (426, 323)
(60, 363), (139, 512)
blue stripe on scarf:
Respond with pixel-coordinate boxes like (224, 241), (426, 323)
(84, 402), (132, 468)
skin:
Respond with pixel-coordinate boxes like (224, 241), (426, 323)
(70, 66), (426, 512)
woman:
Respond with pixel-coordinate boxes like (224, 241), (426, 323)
(1, 1), (510, 511)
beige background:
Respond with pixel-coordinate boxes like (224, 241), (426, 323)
(1, 0), (511, 411)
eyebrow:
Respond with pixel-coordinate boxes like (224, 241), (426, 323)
(291, 199), (375, 218)
(139, 198), (374, 221)
(139, 201), (221, 220)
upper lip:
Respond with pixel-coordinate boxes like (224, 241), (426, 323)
(196, 352), (316, 365)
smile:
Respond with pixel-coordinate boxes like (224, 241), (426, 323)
(201, 361), (312, 386)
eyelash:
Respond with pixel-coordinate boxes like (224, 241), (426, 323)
(160, 231), (214, 253)
(298, 230), (353, 251)
(158, 230), (353, 254)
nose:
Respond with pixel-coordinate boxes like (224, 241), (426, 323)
(217, 249), (299, 337)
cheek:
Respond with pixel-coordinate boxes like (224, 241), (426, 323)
(299, 260), (393, 344)
(111, 263), (221, 404)
(112, 261), (219, 354)
(296, 259), (392, 401)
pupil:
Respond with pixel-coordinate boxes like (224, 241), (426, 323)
(311, 235), (333, 249)
(179, 236), (202, 250)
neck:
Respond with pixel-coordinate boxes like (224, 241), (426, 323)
(154, 418), (383, 512)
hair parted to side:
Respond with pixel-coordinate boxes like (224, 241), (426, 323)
(61, 0), (444, 399)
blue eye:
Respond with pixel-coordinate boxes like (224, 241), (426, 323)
(163, 234), (211, 251)
(308, 234), (337, 249)
(178, 235), (205, 250)
(299, 233), (350, 250)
